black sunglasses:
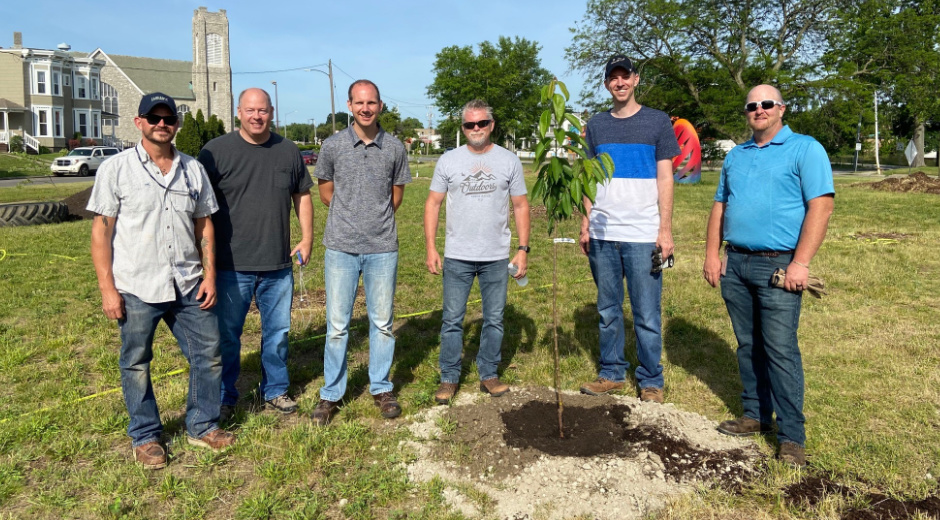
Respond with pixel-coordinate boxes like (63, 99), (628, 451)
(462, 119), (492, 130)
(141, 113), (179, 126)
(744, 100), (784, 113)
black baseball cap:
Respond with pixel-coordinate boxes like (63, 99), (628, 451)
(138, 92), (177, 115)
(604, 55), (636, 79)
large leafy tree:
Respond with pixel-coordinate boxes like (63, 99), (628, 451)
(427, 36), (553, 145)
(824, 0), (940, 166)
(566, 0), (835, 141)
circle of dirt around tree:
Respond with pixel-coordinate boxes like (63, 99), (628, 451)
(405, 387), (763, 520)
(856, 172), (940, 194)
(60, 185), (95, 220)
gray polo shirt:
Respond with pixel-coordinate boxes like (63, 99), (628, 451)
(314, 125), (412, 254)
(86, 143), (218, 303)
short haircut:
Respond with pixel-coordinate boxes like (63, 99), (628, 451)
(238, 88), (273, 107)
(347, 79), (381, 101)
(461, 99), (493, 121)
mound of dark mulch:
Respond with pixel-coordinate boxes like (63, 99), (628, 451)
(865, 172), (940, 195)
(60, 186), (95, 220)
(783, 474), (940, 519)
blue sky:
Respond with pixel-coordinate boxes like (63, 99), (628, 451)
(1, 0), (599, 128)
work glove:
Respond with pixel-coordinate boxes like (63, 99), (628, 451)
(771, 268), (828, 299)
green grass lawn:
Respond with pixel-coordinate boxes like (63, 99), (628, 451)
(0, 152), (62, 179)
(0, 170), (937, 519)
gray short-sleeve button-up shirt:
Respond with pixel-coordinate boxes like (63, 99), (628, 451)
(86, 143), (218, 303)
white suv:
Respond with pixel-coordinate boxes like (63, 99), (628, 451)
(50, 146), (120, 177)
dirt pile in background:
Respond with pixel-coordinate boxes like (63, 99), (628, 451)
(863, 172), (940, 194)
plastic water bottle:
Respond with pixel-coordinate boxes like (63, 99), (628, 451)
(507, 263), (528, 287)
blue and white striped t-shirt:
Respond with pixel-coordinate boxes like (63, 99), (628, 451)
(585, 107), (680, 242)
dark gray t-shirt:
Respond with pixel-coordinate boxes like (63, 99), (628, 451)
(314, 126), (412, 254)
(198, 131), (313, 271)
(430, 144), (527, 261)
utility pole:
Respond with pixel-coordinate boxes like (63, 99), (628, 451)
(309, 118), (316, 145)
(328, 59), (336, 135)
(271, 80), (280, 135)
(853, 113), (862, 174)
(874, 90), (881, 175)
(426, 106), (433, 155)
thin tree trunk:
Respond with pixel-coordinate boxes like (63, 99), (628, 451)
(553, 237), (564, 438)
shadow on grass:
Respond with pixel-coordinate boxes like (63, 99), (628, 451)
(663, 317), (742, 415)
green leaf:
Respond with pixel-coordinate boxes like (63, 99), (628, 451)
(552, 93), (565, 123)
(539, 110), (551, 139)
(557, 80), (570, 101)
(554, 128), (567, 146)
(599, 153), (615, 180)
(569, 132), (589, 150)
(565, 145), (589, 160)
(584, 178), (597, 202)
(560, 193), (572, 218)
(534, 141), (546, 165)
(550, 157), (562, 182)
(570, 177), (583, 204)
(540, 83), (552, 103)
(563, 113), (581, 131)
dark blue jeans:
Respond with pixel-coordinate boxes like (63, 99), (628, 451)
(439, 257), (508, 384)
(119, 282), (221, 446)
(587, 239), (664, 389)
(214, 268), (293, 405)
(721, 250), (805, 447)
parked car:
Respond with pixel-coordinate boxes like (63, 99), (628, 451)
(50, 146), (120, 177)
(301, 150), (318, 166)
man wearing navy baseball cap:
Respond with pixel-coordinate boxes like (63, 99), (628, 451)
(578, 56), (680, 404)
(87, 91), (235, 469)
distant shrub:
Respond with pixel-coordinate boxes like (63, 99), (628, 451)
(38, 145), (51, 155)
(8, 135), (24, 153)
(67, 139), (80, 150)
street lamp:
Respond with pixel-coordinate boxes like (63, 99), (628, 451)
(304, 59), (336, 134)
(270, 80), (280, 135)
(309, 118), (316, 145)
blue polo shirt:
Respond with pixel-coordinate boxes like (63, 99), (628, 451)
(715, 125), (834, 251)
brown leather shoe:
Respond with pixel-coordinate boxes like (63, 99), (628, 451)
(311, 399), (338, 426)
(479, 378), (509, 397)
(778, 442), (807, 467)
(187, 428), (236, 452)
(717, 416), (774, 437)
(640, 387), (664, 404)
(134, 441), (167, 470)
(434, 382), (459, 405)
(580, 378), (624, 396)
(373, 392), (402, 418)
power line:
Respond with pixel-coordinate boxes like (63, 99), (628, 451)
(233, 63), (328, 75)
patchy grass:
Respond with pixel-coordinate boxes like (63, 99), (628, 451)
(0, 170), (937, 518)
(0, 152), (60, 179)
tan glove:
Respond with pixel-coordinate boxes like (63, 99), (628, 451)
(771, 268), (828, 299)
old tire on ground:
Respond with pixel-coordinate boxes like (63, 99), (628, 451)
(0, 202), (70, 227)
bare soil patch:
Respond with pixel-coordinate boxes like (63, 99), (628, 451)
(860, 172), (940, 194)
(61, 185), (94, 220)
(406, 387), (762, 519)
(783, 474), (940, 519)
(848, 232), (911, 241)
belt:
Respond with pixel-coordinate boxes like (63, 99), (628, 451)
(726, 245), (794, 257)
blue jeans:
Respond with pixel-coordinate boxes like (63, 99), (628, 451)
(439, 257), (508, 384)
(214, 268), (293, 405)
(587, 239), (664, 389)
(321, 249), (398, 402)
(119, 282), (221, 446)
(721, 250), (805, 447)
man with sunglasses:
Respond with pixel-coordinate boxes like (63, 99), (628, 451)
(88, 92), (235, 469)
(703, 84), (834, 467)
(578, 56), (680, 405)
(197, 88), (314, 422)
(311, 79), (411, 426)
(423, 99), (530, 404)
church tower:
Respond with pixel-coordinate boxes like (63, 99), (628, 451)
(192, 7), (233, 131)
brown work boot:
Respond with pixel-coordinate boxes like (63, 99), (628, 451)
(717, 416), (773, 437)
(479, 378), (509, 397)
(310, 399), (338, 426)
(434, 382), (459, 405)
(640, 387), (664, 404)
(133, 441), (167, 470)
(187, 428), (236, 452)
(264, 394), (298, 415)
(373, 392), (402, 418)
(580, 378), (624, 396)
(778, 442), (807, 467)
